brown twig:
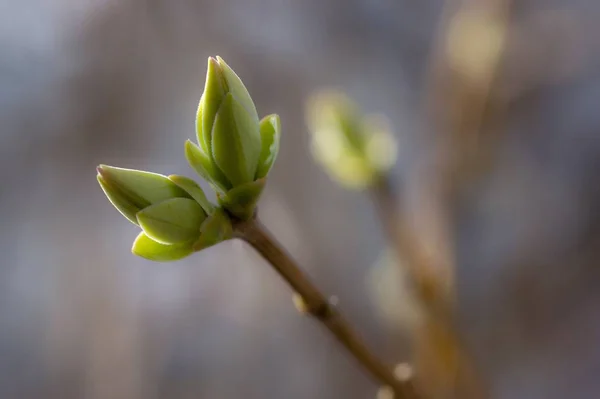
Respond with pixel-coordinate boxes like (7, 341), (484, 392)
(233, 217), (421, 399)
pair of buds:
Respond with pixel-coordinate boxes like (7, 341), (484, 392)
(97, 56), (281, 261)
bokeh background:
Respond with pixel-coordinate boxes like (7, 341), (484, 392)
(1, 0), (599, 398)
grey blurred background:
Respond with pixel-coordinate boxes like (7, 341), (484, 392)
(1, 0), (599, 398)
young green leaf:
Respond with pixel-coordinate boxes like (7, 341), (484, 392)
(168, 175), (215, 214)
(132, 232), (193, 262)
(217, 178), (265, 220)
(201, 57), (228, 155)
(256, 114), (281, 179)
(136, 198), (206, 244)
(216, 56), (258, 120)
(97, 165), (190, 224)
(185, 140), (231, 192)
(97, 174), (142, 225)
(97, 165), (189, 204)
(211, 93), (261, 186)
(193, 208), (233, 251)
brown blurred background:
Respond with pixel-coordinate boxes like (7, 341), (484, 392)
(1, 0), (600, 398)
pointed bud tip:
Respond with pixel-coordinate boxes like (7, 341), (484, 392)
(184, 140), (199, 155)
(207, 56), (221, 70)
(95, 164), (129, 183)
(206, 57), (223, 84)
(265, 114), (280, 125)
(96, 165), (115, 181)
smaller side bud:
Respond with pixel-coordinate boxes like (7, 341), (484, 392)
(292, 293), (309, 314)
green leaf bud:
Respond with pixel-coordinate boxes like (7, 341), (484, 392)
(305, 90), (397, 189)
(215, 56), (258, 120)
(211, 92), (261, 186)
(199, 58), (227, 154)
(217, 178), (266, 220)
(168, 174), (215, 214)
(193, 208), (233, 251)
(184, 140), (232, 192)
(97, 165), (190, 224)
(132, 232), (194, 262)
(193, 56), (262, 188)
(187, 56), (281, 219)
(136, 198), (206, 245)
(256, 114), (281, 179)
(98, 166), (236, 262)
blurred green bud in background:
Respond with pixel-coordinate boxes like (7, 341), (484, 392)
(97, 165), (232, 262)
(186, 56), (281, 220)
(305, 90), (397, 189)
